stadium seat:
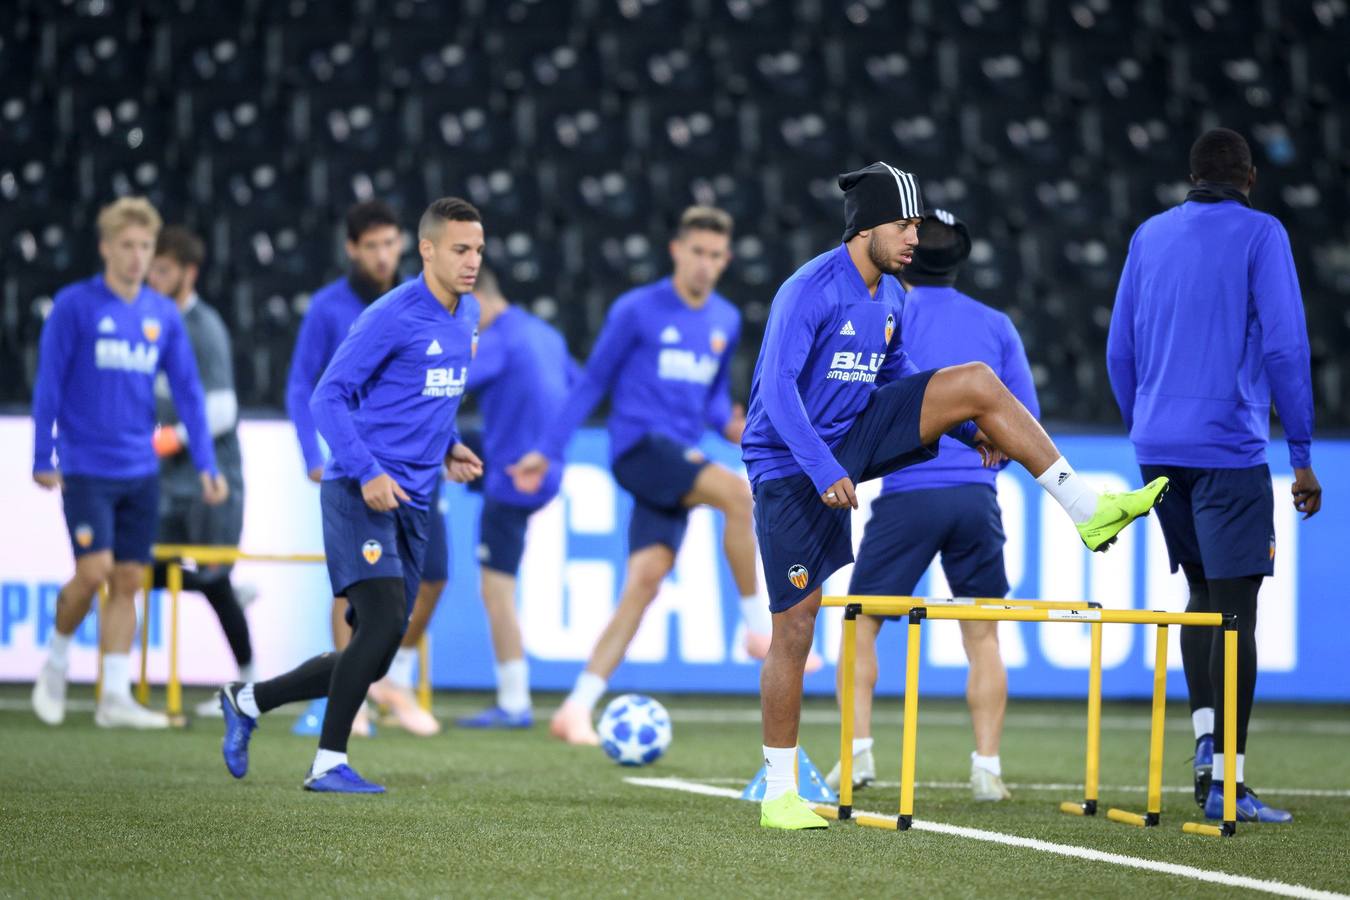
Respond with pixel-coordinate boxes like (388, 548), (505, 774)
(268, 23), (379, 86)
(596, 35), (714, 96)
(153, 20), (264, 85)
(176, 85), (279, 153)
(374, 27), (483, 90)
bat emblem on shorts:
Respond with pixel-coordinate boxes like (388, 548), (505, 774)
(362, 540), (383, 565)
(885, 313), (895, 345)
(788, 564), (809, 590)
(75, 524), (94, 548)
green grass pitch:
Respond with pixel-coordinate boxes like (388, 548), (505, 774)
(3, 685), (1347, 898)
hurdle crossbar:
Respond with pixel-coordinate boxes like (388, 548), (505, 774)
(832, 598), (1238, 838)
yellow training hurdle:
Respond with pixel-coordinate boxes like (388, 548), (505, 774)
(822, 595), (1239, 838)
(96, 544), (433, 719)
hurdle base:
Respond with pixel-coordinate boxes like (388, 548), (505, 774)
(1181, 821), (1236, 838)
(1106, 808), (1159, 828)
(897, 814), (912, 831)
(855, 813), (897, 831)
(837, 804), (851, 821)
(811, 804), (841, 821)
(1059, 800), (1097, 817)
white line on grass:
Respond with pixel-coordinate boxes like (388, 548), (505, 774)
(625, 776), (1349, 900)
(693, 777), (1350, 798)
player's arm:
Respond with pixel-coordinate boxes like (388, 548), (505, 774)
(155, 315), (239, 455)
(1106, 229), (1141, 433)
(757, 282), (851, 501)
(286, 304), (331, 479)
(705, 320), (743, 443)
(31, 294), (76, 487)
(1251, 219), (1320, 517)
(510, 301), (637, 492)
(161, 310), (226, 503)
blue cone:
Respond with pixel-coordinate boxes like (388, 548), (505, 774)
(292, 698), (327, 735)
(741, 747), (837, 803)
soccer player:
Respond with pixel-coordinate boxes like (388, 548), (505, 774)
(743, 162), (1167, 830)
(217, 197), (485, 793)
(511, 206), (792, 746)
(825, 208), (1038, 803)
(1107, 128), (1320, 824)
(455, 268), (575, 728)
(30, 197), (227, 729)
(285, 199), (443, 736)
(147, 226), (255, 717)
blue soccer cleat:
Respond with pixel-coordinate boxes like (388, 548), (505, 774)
(455, 705), (533, 729)
(1204, 783), (1292, 823)
(303, 763), (385, 794)
(1193, 734), (1214, 806)
(219, 682), (257, 779)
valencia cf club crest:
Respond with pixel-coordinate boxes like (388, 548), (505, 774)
(471, 328), (479, 359)
(710, 328), (728, 354)
(74, 524), (94, 548)
(884, 313), (895, 345)
(683, 447), (706, 464)
(141, 318), (162, 342)
(788, 564), (809, 590)
(362, 539), (383, 565)
(1269, 535), (1276, 562)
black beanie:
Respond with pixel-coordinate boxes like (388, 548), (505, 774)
(839, 161), (925, 242)
(903, 207), (973, 287)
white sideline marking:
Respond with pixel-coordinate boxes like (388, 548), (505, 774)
(625, 777), (1348, 900)
(693, 777), (1350, 799)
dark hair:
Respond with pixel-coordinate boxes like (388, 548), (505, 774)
(917, 218), (961, 251)
(155, 224), (205, 267)
(676, 205), (733, 238)
(418, 196), (482, 240)
(1189, 128), (1252, 187)
(345, 200), (400, 243)
(473, 265), (502, 299)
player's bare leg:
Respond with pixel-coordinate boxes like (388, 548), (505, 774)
(826, 613), (882, 789)
(481, 569), (525, 663)
(369, 580), (443, 736)
(760, 587), (822, 749)
(33, 551), (113, 725)
(94, 562), (168, 728)
(551, 544), (674, 745)
(458, 568), (534, 728)
(962, 620), (1011, 800)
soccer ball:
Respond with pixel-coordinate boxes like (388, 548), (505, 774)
(597, 694), (672, 766)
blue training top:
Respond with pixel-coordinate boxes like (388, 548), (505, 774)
(467, 305), (577, 507)
(311, 275), (479, 509)
(1107, 198), (1314, 469)
(881, 285), (1040, 493)
(742, 244), (976, 494)
(536, 277), (740, 462)
(32, 275), (217, 479)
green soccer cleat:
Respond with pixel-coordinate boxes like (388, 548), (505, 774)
(760, 792), (830, 830)
(1076, 477), (1170, 551)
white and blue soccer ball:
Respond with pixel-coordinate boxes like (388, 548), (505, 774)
(598, 694), (672, 766)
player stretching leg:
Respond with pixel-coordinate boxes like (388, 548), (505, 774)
(743, 164), (1167, 829)
(456, 268), (575, 728)
(147, 226), (257, 716)
(285, 200), (442, 736)
(824, 209), (1037, 802)
(1108, 129), (1321, 823)
(512, 206), (811, 746)
(31, 198), (228, 729)
(217, 198), (484, 792)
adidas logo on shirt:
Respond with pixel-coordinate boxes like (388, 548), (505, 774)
(660, 326), (681, 344)
(98, 316), (116, 334)
(426, 338), (443, 355)
(840, 320), (856, 336)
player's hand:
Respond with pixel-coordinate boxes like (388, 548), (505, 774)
(821, 476), (858, 510)
(507, 451), (550, 494)
(362, 473), (410, 511)
(1292, 467), (1322, 519)
(33, 470), (63, 491)
(972, 428), (1007, 468)
(722, 403), (747, 445)
(153, 425), (184, 458)
(308, 466), (324, 484)
(200, 472), (229, 505)
(446, 442), (484, 483)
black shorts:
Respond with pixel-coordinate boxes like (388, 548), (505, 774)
(1141, 463), (1275, 579)
(611, 433), (709, 555)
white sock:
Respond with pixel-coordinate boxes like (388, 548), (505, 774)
(1193, 707), (1215, 740)
(762, 745), (798, 802)
(1212, 752), (1245, 783)
(48, 632), (72, 670)
(102, 653), (132, 700)
(310, 748), (347, 778)
(1035, 456), (1100, 525)
(235, 683), (261, 718)
(852, 737), (874, 756)
(740, 595), (773, 635)
(496, 659), (531, 714)
(972, 752), (1002, 777)
(567, 671), (607, 713)
(239, 662), (257, 683)
(388, 647), (418, 690)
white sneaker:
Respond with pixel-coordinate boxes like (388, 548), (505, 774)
(32, 663), (67, 725)
(971, 764), (1011, 802)
(825, 747), (876, 791)
(95, 693), (170, 729)
(195, 695), (225, 718)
